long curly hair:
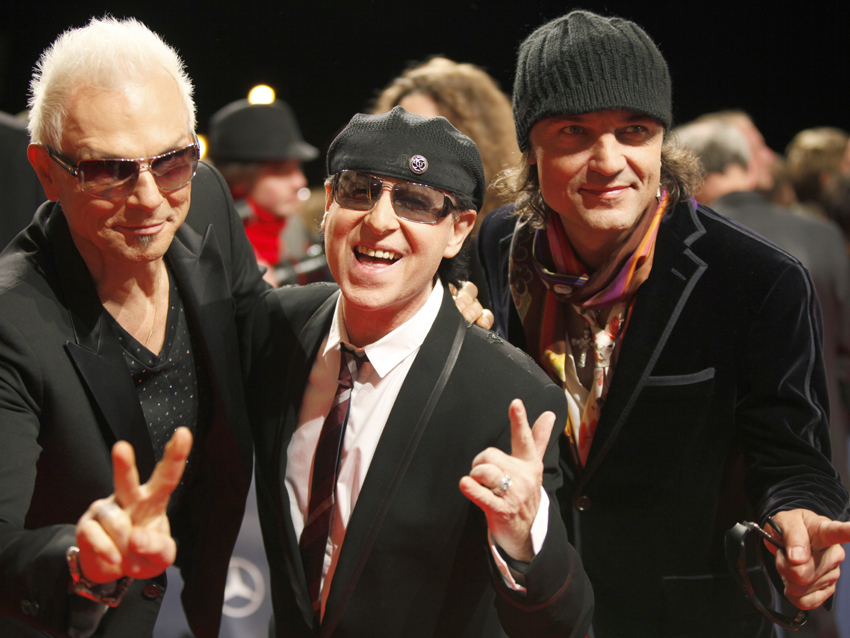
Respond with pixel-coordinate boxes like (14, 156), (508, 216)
(371, 57), (520, 220)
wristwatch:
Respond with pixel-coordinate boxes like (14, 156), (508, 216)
(66, 546), (132, 607)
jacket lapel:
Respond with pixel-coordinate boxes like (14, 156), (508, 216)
(278, 291), (340, 630)
(167, 222), (254, 479)
(578, 201), (708, 489)
(322, 290), (462, 632)
(48, 207), (156, 481)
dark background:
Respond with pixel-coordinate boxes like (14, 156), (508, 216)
(2, 1), (848, 185)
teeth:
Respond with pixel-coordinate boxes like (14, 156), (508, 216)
(356, 246), (400, 261)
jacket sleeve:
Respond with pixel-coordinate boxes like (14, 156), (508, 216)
(737, 261), (849, 521)
(0, 320), (107, 636)
(490, 383), (594, 638)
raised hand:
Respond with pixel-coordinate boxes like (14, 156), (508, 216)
(450, 281), (495, 330)
(459, 399), (555, 562)
(75, 427), (193, 584)
(766, 509), (850, 609)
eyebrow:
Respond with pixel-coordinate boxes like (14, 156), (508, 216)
(76, 135), (192, 161)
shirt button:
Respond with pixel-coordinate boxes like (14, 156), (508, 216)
(142, 584), (162, 600)
(575, 495), (592, 511)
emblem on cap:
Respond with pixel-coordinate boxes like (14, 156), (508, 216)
(409, 155), (428, 175)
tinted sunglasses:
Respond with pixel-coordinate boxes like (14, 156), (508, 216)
(332, 170), (455, 224)
(725, 519), (808, 630)
(47, 135), (200, 199)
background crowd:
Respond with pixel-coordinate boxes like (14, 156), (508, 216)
(1, 2), (850, 638)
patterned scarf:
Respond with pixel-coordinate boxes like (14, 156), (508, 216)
(509, 191), (670, 467)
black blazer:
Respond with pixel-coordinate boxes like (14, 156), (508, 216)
(478, 200), (848, 638)
(245, 282), (593, 637)
(0, 162), (266, 637)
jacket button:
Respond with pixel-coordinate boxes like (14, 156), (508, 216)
(29, 600), (39, 617)
(20, 600), (32, 616)
(575, 495), (592, 511)
(142, 584), (161, 600)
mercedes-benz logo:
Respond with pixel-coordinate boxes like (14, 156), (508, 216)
(223, 557), (265, 619)
(409, 155), (428, 174)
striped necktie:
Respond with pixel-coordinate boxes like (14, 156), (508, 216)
(299, 345), (366, 620)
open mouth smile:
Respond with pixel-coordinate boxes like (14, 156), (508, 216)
(355, 245), (401, 265)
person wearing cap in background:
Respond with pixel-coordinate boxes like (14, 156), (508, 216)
(244, 106), (593, 637)
(478, 10), (850, 637)
(208, 99), (320, 285)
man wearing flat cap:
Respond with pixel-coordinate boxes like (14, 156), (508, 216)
(478, 9), (850, 638)
(245, 106), (593, 637)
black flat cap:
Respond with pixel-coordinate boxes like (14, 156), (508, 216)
(327, 106), (485, 212)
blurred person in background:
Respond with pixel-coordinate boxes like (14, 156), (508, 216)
(372, 57), (519, 308)
(0, 110), (45, 248)
(786, 127), (849, 220)
(371, 56), (520, 223)
(208, 98), (329, 286)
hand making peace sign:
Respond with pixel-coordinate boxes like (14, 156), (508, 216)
(74, 427), (193, 584)
(459, 399), (556, 562)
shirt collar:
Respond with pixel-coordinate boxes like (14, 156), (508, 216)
(324, 278), (444, 378)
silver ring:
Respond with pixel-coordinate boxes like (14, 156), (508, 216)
(495, 474), (512, 495)
(94, 500), (122, 521)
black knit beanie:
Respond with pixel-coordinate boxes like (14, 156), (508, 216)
(513, 10), (672, 151)
(327, 106), (486, 212)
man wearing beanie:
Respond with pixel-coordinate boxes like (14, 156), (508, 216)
(479, 10), (849, 638)
(245, 106), (593, 637)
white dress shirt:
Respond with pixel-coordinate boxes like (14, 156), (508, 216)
(286, 280), (547, 620)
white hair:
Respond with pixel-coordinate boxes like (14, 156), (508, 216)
(672, 120), (751, 175)
(27, 16), (196, 147)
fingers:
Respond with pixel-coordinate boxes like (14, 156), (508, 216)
(783, 557), (841, 610)
(771, 510), (811, 565)
(771, 509), (849, 611)
(111, 441), (141, 509)
(76, 498), (129, 583)
(459, 475), (508, 516)
(812, 519), (850, 550)
(477, 308), (495, 330)
(145, 427), (193, 505)
(451, 281), (492, 327)
(508, 399), (554, 462)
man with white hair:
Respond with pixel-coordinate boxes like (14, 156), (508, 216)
(0, 17), (265, 638)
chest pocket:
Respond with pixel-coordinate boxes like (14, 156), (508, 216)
(640, 367), (715, 401)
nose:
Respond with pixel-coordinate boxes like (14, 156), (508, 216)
(295, 168), (308, 190)
(363, 185), (399, 234)
(126, 168), (164, 210)
(588, 134), (626, 176)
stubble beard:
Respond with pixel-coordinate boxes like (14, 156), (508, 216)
(134, 234), (156, 248)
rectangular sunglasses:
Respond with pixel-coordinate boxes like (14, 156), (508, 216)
(47, 135), (200, 199)
(332, 170), (455, 224)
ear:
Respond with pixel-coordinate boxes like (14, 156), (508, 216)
(443, 210), (476, 259)
(27, 144), (61, 201)
(528, 146), (538, 166)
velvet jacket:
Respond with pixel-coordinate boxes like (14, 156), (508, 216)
(244, 282), (594, 637)
(478, 199), (848, 638)
(0, 162), (266, 637)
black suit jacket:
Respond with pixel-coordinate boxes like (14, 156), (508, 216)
(0, 162), (266, 637)
(245, 282), (593, 637)
(478, 200), (849, 637)
(713, 190), (850, 490)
